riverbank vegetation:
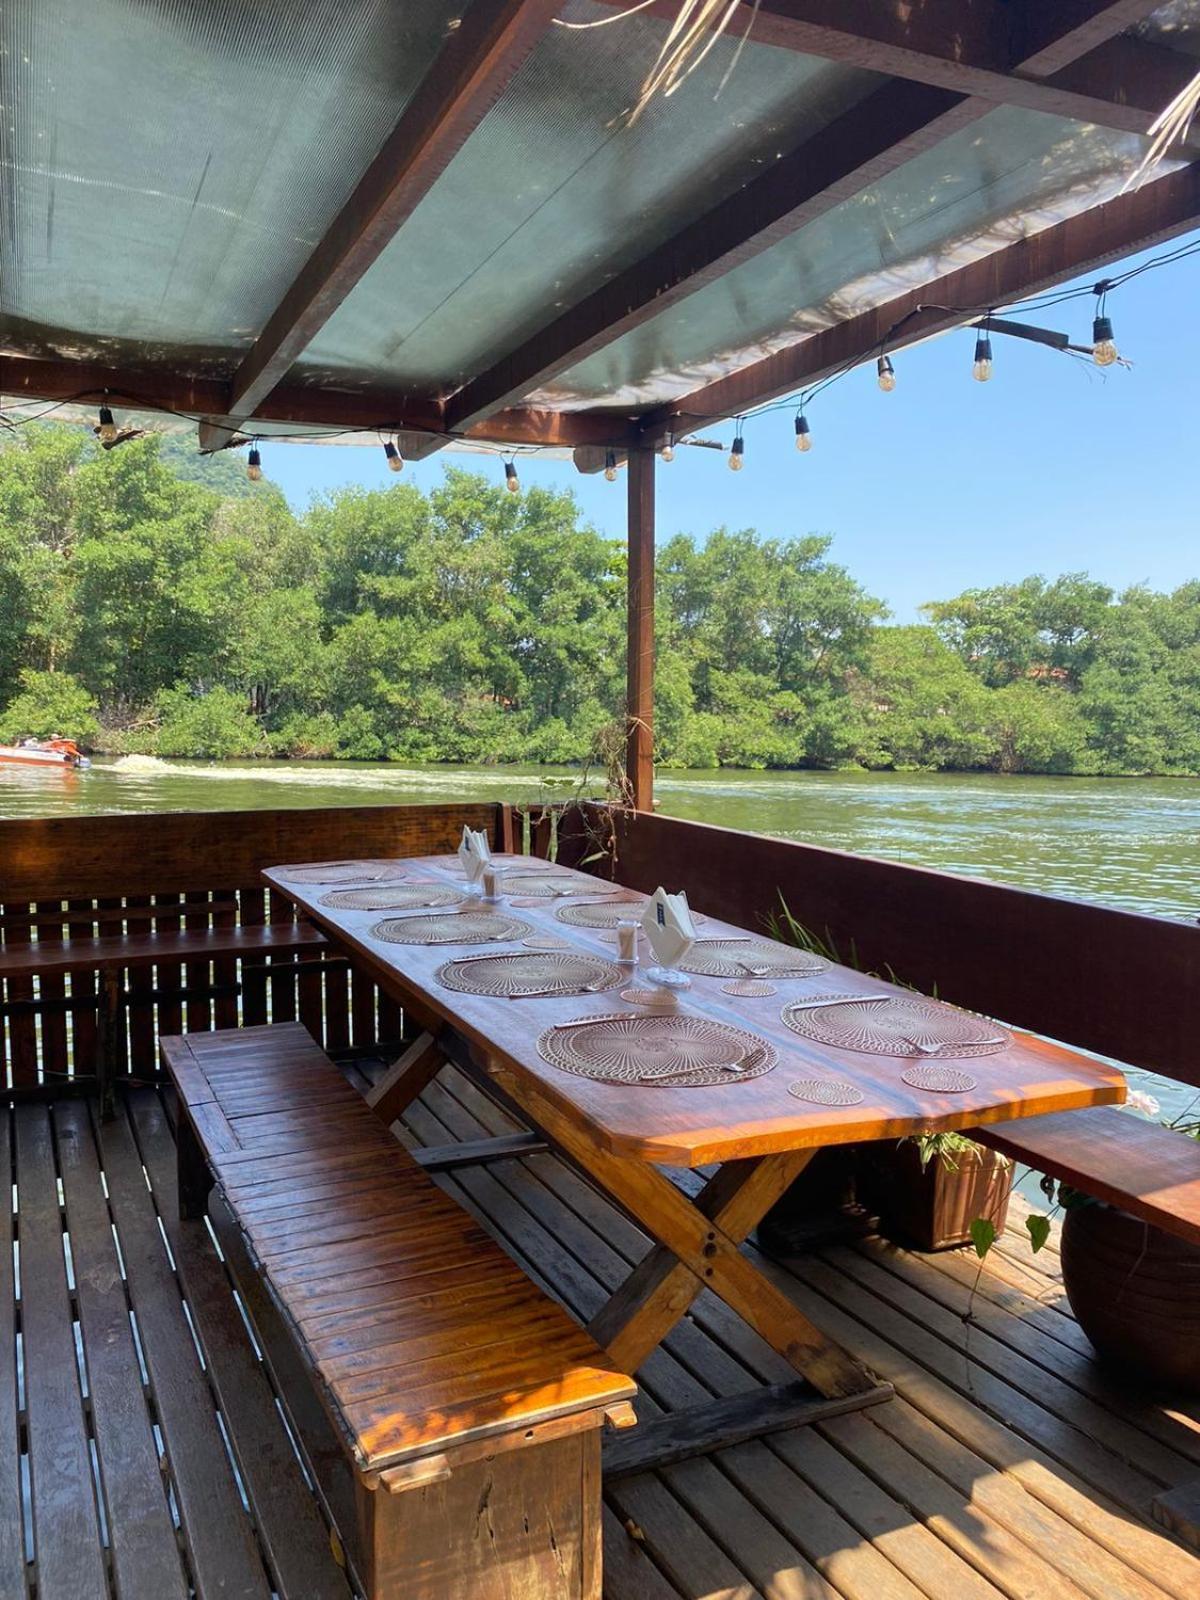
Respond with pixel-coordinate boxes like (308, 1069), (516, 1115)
(2, 425), (1197, 775)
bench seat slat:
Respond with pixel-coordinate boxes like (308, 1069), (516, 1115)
(162, 1022), (634, 1475)
(975, 1105), (1200, 1245)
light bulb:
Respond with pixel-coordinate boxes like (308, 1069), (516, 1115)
(972, 334), (993, 382)
(604, 450), (618, 482)
(246, 446), (263, 482)
(384, 441), (403, 472)
(876, 355), (896, 392)
(97, 405), (117, 444)
(794, 415), (812, 452)
(660, 434), (675, 463)
(729, 435), (745, 471)
(504, 460), (520, 494)
(1092, 315), (1118, 367)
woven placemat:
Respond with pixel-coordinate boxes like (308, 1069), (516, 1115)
(788, 1079), (865, 1107)
(370, 911), (531, 946)
(721, 979), (777, 997)
(538, 1013), (776, 1088)
(436, 951), (624, 998)
(781, 994), (1007, 1059)
(499, 871), (609, 898)
(276, 861), (408, 886)
(678, 940), (827, 979)
(320, 883), (464, 911)
(556, 899), (653, 929)
(901, 1064), (979, 1093)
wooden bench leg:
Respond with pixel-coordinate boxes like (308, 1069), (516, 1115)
(354, 1431), (601, 1599)
(177, 1110), (214, 1221)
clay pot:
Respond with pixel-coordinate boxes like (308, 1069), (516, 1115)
(860, 1139), (1012, 1252)
(1060, 1202), (1200, 1394)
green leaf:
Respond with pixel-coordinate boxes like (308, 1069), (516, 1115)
(1025, 1214), (1052, 1254)
(968, 1218), (997, 1260)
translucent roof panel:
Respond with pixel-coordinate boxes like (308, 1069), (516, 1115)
(296, 3), (882, 394)
(0, 0), (464, 373)
(543, 108), (1169, 411)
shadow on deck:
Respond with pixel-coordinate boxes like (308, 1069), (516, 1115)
(6, 1062), (1199, 1600)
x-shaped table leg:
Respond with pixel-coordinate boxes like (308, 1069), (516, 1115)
(487, 1063), (876, 1401)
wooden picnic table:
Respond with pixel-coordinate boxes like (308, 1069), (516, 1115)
(266, 852), (1126, 1454)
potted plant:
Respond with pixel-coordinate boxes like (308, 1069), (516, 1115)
(1022, 1092), (1200, 1393)
(859, 1131), (1014, 1252)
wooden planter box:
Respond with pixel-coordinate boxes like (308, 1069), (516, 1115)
(859, 1139), (1013, 1252)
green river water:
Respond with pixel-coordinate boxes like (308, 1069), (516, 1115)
(4, 758), (1196, 1119)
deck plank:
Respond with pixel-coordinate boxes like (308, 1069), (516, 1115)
(54, 1099), (190, 1600)
(128, 1090), (353, 1600)
(14, 1105), (109, 1600)
(0, 1115), (23, 1600)
(96, 1100), (274, 1599)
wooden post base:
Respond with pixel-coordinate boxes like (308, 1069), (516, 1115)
(355, 1432), (601, 1600)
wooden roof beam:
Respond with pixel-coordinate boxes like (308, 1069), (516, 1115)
(444, 81), (987, 430)
(642, 160), (1200, 438)
(0, 356), (635, 450)
(593, 1), (1193, 136)
(225, 0), (563, 422)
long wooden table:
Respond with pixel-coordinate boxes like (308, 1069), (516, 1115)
(266, 852), (1126, 1458)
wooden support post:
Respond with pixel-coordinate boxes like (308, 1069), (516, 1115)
(625, 447), (655, 811)
(97, 968), (122, 1122)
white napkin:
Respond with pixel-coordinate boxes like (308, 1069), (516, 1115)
(641, 887), (696, 969)
(457, 825), (493, 884)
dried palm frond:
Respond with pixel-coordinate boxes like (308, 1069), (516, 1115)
(556, 0), (760, 125)
(1124, 62), (1200, 191)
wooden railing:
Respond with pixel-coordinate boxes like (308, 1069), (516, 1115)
(559, 805), (1200, 1089)
(0, 803), (513, 1092)
(2, 797), (1195, 1096)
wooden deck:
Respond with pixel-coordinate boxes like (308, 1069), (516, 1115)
(5, 1063), (1200, 1600)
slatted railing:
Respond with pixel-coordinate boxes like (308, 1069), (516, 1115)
(0, 802), (513, 1092)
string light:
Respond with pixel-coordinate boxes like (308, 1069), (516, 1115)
(246, 444), (263, 482)
(972, 334), (993, 382)
(604, 449), (618, 481)
(97, 404), (117, 444)
(1092, 284), (1118, 366)
(794, 412), (812, 452)
(660, 432), (675, 463)
(876, 355), (896, 392)
(383, 440), (403, 472)
(504, 459), (520, 494)
(728, 431), (745, 471)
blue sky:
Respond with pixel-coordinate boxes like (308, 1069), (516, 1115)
(263, 241), (1198, 624)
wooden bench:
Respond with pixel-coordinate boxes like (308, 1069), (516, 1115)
(0, 923), (329, 1111)
(974, 1104), (1200, 1245)
(161, 1022), (636, 1600)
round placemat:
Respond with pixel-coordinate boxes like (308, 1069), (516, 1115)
(788, 1079), (865, 1107)
(721, 979), (778, 997)
(539, 1013), (776, 1088)
(901, 1065), (979, 1093)
(781, 995), (1007, 1058)
(436, 951), (624, 998)
(500, 871), (607, 898)
(678, 940), (827, 979)
(620, 987), (680, 1007)
(556, 899), (656, 929)
(371, 911), (531, 946)
(320, 884), (464, 911)
(277, 861), (408, 885)
(523, 935), (571, 949)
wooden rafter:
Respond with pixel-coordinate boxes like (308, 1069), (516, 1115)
(593, 0), (1191, 136)
(444, 81), (985, 431)
(225, 0), (563, 422)
(0, 356), (637, 450)
(643, 160), (1200, 438)
(446, 0), (1187, 431)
